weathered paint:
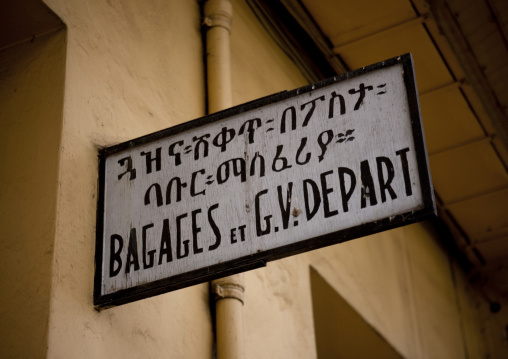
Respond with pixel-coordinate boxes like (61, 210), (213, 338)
(1, 0), (506, 358)
(96, 56), (435, 307)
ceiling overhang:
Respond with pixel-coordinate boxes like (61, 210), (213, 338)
(249, 0), (508, 307)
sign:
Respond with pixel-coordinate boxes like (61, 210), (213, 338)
(94, 54), (435, 309)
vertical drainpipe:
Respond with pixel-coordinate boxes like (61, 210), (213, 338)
(203, 1), (246, 359)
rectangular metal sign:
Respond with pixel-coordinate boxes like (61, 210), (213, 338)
(94, 54), (435, 309)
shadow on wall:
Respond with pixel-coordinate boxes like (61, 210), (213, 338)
(310, 266), (403, 359)
(0, 1), (66, 357)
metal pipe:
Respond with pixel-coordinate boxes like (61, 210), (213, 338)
(203, 1), (245, 358)
(204, 0), (233, 112)
(212, 275), (245, 359)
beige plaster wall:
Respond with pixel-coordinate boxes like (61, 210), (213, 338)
(230, 2), (318, 358)
(0, 29), (66, 358)
(41, 0), (212, 357)
(228, 1), (472, 358)
(244, 221), (483, 359)
(3, 0), (503, 358)
(229, 5), (504, 358)
(307, 223), (467, 359)
(230, 1), (308, 106)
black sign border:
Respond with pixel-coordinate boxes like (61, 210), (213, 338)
(94, 53), (436, 309)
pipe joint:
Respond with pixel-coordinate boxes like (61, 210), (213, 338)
(203, 0), (232, 31)
(212, 276), (245, 304)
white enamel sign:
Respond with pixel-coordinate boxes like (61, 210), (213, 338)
(95, 54), (435, 308)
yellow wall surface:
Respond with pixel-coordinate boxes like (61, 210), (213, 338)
(2, 0), (507, 358)
(41, 0), (211, 358)
(231, 4), (314, 356)
(229, 1), (477, 358)
(0, 29), (66, 358)
(308, 223), (466, 358)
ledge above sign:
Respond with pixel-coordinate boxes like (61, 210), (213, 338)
(94, 53), (436, 309)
